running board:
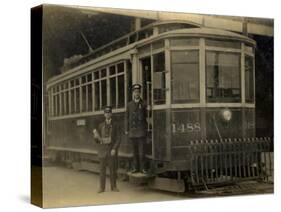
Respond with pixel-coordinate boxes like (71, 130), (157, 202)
(148, 177), (185, 193)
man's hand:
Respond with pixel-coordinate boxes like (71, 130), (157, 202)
(93, 129), (100, 139)
(111, 149), (116, 156)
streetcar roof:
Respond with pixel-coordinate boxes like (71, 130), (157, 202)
(159, 27), (256, 45)
(47, 22), (255, 87)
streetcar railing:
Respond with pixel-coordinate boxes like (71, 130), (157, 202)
(188, 137), (273, 186)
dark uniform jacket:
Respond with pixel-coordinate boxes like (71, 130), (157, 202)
(96, 120), (120, 158)
(125, 99), (147, 138)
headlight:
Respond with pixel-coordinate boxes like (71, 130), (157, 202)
(220, 108), (232, 122)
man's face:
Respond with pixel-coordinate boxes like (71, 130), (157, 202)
(104, 112), (112, 120)
(133, 89), (141, 99)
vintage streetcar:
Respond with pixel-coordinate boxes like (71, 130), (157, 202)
(46, 20), (272, 192)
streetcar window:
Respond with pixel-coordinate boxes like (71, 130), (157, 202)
(75, 78), (80, 86)
(94, 69), (108, 111)
(117, 62), (124, 73)
(206, 52), (241, 102)
(170, 38), (199, 46)
(171, 51), (200, 103)
(87, 84), (93, 111)
(153, 52), (166, 105)
(110, 65), (116, 75)
(245, 55), (254, 103)
(109, 62), (125, 108)
(61, 92), (65, 115)
(101, 69), (107, 78)
(81, 82), (91, 113)
(118, 75), (125, 108)
(75, 87), (80, 112)
(65, 89), (69, 115)
(101, 79), (107, 108)
(94, 81), (100, 110)
(87, 74), (92, 82)
(82, 86), (87, 112)
(127, 61), (133, 102)
(94, 71), (100, 80)
(110, 77), (116, 108)
(70, 89), (75, 114)
(56, 94), (60, 116)
(82, 75), (86, 84)
(53, 94), (56, 116)
(206, 39), (241, 49)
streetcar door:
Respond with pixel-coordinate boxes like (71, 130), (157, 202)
(140, 57), (153, 157)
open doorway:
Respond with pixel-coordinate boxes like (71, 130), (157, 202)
(140, 57), (152, 157)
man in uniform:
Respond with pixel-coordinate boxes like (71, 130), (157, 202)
(125, 84), (147, 174)
(93, 106), (120, 193)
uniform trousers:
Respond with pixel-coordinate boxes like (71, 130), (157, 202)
(130, 137), (145, 171)
(99, 154), (117, 191)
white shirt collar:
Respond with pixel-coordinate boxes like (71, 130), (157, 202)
(105, 118), (112, 125)
(134, 98), (140, 103)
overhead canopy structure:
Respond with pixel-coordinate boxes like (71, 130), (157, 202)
(65, 5), (273, 37)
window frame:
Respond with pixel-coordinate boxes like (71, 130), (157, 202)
(108, 62), (126, 109)
(171, 49), (200, 103)
(244, 53), (255, 103)
(49, 60), (127, 118)
(152, 51), (166, 105)
(205, 50), (242, 103)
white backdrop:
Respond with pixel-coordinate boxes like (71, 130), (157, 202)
(0, 0), (279, 211)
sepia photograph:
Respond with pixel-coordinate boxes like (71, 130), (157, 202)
(31, 3), (274, 208)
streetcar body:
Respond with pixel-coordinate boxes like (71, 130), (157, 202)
(46, 21), (266, 191)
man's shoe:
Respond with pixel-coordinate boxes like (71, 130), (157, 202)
(111, 187), (120, 192)
(97, 189), (104, 193)
(131, 169), (138, 173)
(141, 169), (148, 174)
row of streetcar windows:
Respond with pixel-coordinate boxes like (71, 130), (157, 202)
(139, 38), (254, 106)
(170, 38), (254, 104)
(50, 62), (126, 117)
(49, 38), (255, 117)
(138, 38), (254, 105)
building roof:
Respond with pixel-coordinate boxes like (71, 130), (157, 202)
(67, 5), (273, 36)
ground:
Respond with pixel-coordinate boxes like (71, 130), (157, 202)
(42, 166), (185, 208)
(42, 166), (273, 208)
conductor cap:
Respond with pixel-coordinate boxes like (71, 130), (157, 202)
(104, 106), (112, 113)
(132, 83), (142, 91)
